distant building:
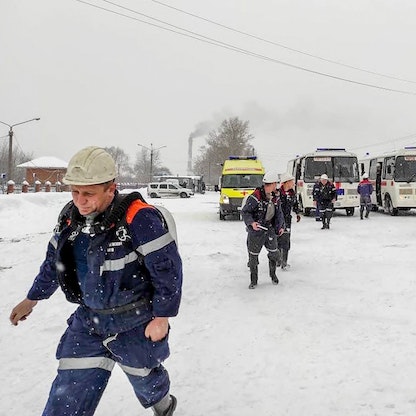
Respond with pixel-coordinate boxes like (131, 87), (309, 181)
(17, 156), (68, 184)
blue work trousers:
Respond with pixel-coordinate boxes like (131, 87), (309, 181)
(42, 310), (170, 416)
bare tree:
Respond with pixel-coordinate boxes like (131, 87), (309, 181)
(104, 146), (133, 182)
(0, 141), (33, 182)
(134, 148), (151, 183)
(133, 148), (170, 183)
(193, 117), (256, 185)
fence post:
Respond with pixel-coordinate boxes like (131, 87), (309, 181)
(7, 180), (15, 194)
(22, 180), (29, 193)
(35, 180), (42, 192)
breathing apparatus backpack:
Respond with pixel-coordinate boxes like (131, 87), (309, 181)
(55, 191), (178, 307)
(57, 191), (178, 246)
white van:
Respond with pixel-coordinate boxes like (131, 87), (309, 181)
(147, 182), (194, 198)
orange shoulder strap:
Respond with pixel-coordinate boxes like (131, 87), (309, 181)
(125, 200), (154, 224)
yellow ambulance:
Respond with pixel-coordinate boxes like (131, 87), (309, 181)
(219, 156), (265, 220)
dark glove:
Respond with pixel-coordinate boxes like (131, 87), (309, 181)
(296, 214), (301, 222)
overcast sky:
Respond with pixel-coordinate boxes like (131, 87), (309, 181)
(1, 0), (416, 175)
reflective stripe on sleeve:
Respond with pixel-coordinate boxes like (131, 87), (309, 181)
(136, 232), (174, 257)
(99, 232), (174, 275)
(58, 357), (116, 372)
(49, 235), (58, 250)
(118, 363), (152, 377)
(100, 251), (139, 275)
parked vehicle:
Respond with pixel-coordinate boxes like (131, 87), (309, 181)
(147, 182), (194, 198)
(287, 148), (360, 216)
(359, 147), (416, 215)
(153, 175), (205, 193)
(219, 156), (265, 220)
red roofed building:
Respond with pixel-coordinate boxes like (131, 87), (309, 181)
(17, 156), (68, 185)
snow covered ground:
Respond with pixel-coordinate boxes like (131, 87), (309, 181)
(1, 190), (416, 416)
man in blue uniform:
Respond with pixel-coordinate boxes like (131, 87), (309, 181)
(278, 173), (301, 270)
(10, 146), (182, 416)
(242, 171), (285, 289)
(357, 172), (374, 219)
(312, 174), (337, 229)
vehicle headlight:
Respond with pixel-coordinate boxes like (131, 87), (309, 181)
(222, 195), (229, 204)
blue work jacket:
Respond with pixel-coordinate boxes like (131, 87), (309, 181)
(242, 186), (285, 233)
(27, 193), (182, 335)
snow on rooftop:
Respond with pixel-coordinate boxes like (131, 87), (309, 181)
(17, 156), (68, 169)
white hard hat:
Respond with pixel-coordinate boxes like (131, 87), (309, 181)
(63, 146), (116, 185)
(280, 172), (295, 183)
(362, 173), (369, 179)
(320, 174), (329, 180)
(262, 171), (279, 184)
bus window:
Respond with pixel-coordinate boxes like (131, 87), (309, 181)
(295, 162), (301, 183)
(304, 157), (332, 182)
(333, 157), (359, 183)
(384, 157), (395, 180)
(394, 156), (416, 182)
(368, 159), (378, 180)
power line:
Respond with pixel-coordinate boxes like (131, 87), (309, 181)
(75, 0), (416, 96)
(151, 0), (416, 85)
(350, 132), (416, 152)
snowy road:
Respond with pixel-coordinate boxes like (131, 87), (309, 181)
(1, 190), (416, 415)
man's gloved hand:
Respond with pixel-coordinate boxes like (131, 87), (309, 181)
(296, 214), (301, 222)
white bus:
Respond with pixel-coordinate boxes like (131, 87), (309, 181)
(287, 148), (360, 216)
(359, 147), (416, 216)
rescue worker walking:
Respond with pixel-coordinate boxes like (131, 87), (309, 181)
(242, 171), (285, 289)
(312, 174), (337, 229)
(9, 146), (182, 416)
(278, 173), (301, 270)
(357, 172), (373, 219)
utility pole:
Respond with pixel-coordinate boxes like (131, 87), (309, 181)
(137, 142), (167, 182)
(0, 117), (40, 181)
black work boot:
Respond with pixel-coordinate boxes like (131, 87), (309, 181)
(276, 249), (282, 267)
(326, 211), (333, 229)
(153, 395), (177, 416)
(321, 218), (326, 229)
(248, 255), (259, 289)
(249, 269), (258, 289)
(269, 260), (279, 284)
(281, 250), (289, 270)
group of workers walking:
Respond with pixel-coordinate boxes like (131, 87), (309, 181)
(242, 170), (373, 289)
(241, 171), (301, 289)
(8, 145), (375, 415)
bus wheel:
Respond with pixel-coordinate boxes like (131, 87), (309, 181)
(346, 208), (355, 216)
(385, 195), (398, 216)
(219, 212), (226, 220)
